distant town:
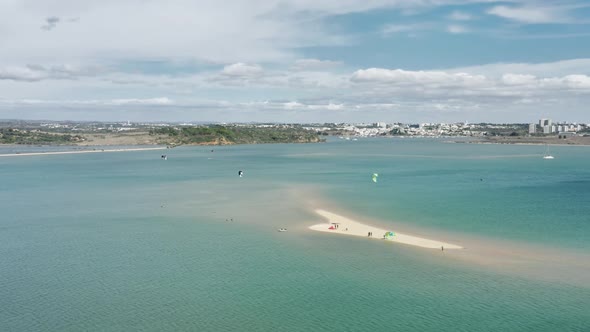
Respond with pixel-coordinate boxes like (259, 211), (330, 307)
(304, 119), (589, 138)
(1, 118), (589, 146)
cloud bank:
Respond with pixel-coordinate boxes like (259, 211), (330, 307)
(1, 0), (590, 122)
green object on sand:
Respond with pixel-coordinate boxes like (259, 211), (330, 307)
(384, 231), (395, 239)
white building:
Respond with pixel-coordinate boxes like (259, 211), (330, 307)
(539, 118), (552, 128)
(543, 125), (551, 134)
(529, 123), (536, 134)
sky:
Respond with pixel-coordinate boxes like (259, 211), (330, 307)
(1, 0), (590, 123)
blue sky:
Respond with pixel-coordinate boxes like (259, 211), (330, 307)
(1, 0), (590, 123)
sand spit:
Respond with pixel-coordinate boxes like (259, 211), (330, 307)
(310, 209), (463, 250)
(0, 147), (167, 157)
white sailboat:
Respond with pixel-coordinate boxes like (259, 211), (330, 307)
(543, 144), (554, 159)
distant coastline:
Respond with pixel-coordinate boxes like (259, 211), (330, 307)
(0, 124), (323, 146)
(455, 136), (590, 146)
(0, 147), (167, 157)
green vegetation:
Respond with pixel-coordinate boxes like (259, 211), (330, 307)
(484, 124), (529, 137)
(0, 124), (322, 146)
(0, 129), (85, 145)
(150, 125), (323, 145)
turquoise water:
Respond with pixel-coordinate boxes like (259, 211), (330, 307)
(1, 139), (589, 331)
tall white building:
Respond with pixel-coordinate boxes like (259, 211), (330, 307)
(539, 118), (554, 133)
(539, 118), (552, 127)
(529, 123), (536, 134)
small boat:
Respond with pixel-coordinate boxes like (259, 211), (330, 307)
(543, 144), (554, 159)
(278, 228), (287, 232)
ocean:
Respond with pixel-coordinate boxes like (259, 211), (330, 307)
(1, 138), (589, 331)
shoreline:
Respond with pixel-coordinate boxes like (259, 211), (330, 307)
(309, 209), (463, 250)
(456, 136), (590, 146)
(0, 147), (167, 157)
(460, 141), (590, 147)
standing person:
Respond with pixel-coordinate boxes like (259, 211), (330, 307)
(441, 246), (444, 251)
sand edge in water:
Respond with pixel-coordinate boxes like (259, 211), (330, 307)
(0, 147), (167, 157)
(309, 209), (463, 250)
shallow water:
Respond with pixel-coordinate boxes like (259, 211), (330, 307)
(1, 139), (589, 331)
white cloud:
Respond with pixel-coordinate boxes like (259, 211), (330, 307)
(382, 22), (468, 36)
(309, 102), (345, 111)
(2, 1), (590, 122)
(351, 68), (487, 87)
(283, 101), (304, 109)
(487, 5), (567, 24)
(327, 102), (344, 111)
(105, 97), (173, 106)
(450, 58), (590, 77)
(202, 63), (349, 89)
(447, 25), (468, 34)
(3, 57), (590, 123)
(559, 75), (590, 89)
(501, 74), (537, 85)
(0, 64), (100, 82)
(381, 23), (431, 36)
(0, 66), (48, 82)
(0, 0), (498, 65)
(221, 63), (263, 77)
(1, 97), (173, 106)
(349, 68), (590, 120)
(279, 101), (344, 111)
(344, 65), (590, 122)
(291, 59), (342, 71)
(448, 11), (472, 21)
(10, 60), (582, 121)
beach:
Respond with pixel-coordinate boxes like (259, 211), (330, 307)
(0, 147), (167, 157)
(310, 209), (463, 250)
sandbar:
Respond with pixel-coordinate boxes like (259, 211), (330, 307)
(0, 147), (167, 157)
(310, 209), (463, 250)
